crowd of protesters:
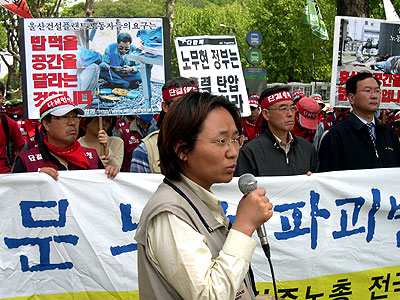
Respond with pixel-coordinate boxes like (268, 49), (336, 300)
(1, 72), (399, 300)
(1, 71), (400, 178)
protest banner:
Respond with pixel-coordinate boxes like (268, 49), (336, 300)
(175, 35), (251, 116)
(20, 18), (171, 119)
(331, 16), (400, 110)
(1, 168), (399, 299)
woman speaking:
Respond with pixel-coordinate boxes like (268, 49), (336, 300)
(135, 92), (273, 300)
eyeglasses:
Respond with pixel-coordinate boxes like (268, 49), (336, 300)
(357, 88), (381, 95)
(52, 115), (80, 123)
(196, 135), (244, 150)
(267, 105), (297, 113)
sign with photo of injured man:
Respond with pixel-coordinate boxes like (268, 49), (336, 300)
(175, 35), (251, 117)
(20, 17), (171, 118)
(331, 16), (400, 110)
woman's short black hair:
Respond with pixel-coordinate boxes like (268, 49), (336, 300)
(158, 91), (242, 181)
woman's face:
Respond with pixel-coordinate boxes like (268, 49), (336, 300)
(86, 117), (111, 135)
(181, 107), (240, 191)
(86, 117), (100, 136)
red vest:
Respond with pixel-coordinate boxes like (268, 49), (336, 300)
(242, 116), (263, 145)
(121, 122), (142, 172)
(19, 145), (99, 172)
(322, 114), (336, 131)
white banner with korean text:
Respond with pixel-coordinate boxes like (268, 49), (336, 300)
(1, 169), (399, 299)
(175, 35), (250, 117)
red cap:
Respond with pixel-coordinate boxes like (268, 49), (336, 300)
(296, 97), (320, 129)
(39, 94), (83, 121)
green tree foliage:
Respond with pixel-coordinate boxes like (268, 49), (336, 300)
(246, 0), (336, 83)
(26, 0), (64, 18)
(61, 2), (86, 17)
(0, 17), (7, 50)
(369, 0), (400, 18)
(173, 0), (337, 83)
(92, 0), (164, 18)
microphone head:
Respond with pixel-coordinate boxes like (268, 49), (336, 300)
(238, 173), (258, 195)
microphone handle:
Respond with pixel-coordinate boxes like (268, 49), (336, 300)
(257, 224), (271, 258)
(256, 224), (268, 245)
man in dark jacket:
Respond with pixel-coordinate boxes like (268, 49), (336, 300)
(318, 72), (400, 172)
(234, 86), (319, 176)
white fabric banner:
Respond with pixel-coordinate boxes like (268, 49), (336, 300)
(1, 168), (399, 299)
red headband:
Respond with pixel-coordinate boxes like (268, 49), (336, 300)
(261, 91), (292, 109)
(313, 95), (322, 102)
(292, 90), (305, 99)
(162, 86), (197, 101)
(40, 95), (74, 116)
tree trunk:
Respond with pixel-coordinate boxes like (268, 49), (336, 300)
(84, 0), (95, 17)
(6, 58), (18, 92)
(337, 0), (369, 17)
(165, 0), (175, 39)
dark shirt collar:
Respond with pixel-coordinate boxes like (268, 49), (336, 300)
(348, 113), (382, 131)
(264, 125), (298, 147)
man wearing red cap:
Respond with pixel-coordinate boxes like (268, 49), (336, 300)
(234, 86), (319, 176)
(318, 72), (400, 171)
(292, 97), (320, 143)
(242, 94), (263, 145)
(13, 94), (118, 180)
(130, 76), (198, 173)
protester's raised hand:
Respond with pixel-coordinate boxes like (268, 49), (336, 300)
(98, 130), (109, 146)
(98, 130), (109, 158)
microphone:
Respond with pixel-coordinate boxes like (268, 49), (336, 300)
(238, 173), (271, 258)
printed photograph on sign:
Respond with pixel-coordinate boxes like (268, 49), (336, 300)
(174, 35), (250, 116)
(20, 18), (170, 118)
(331, 16), (400, 109)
